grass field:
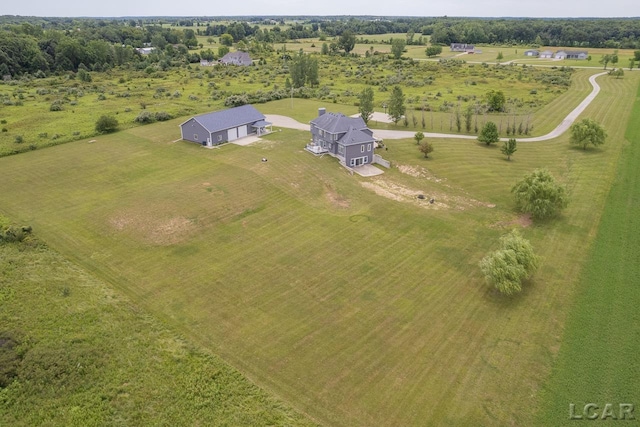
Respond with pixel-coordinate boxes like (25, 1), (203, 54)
(0, 235), (314, 426)
(536, 74), (640, 425)
(0, 66), (637, 425)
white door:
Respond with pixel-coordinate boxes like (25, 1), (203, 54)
(238, 125), (248, 138)
(227, 128), (238, 141)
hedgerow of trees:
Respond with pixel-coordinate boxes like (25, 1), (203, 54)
(2, 16), (640, 78)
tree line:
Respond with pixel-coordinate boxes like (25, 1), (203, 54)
(3, 16), (640, 77)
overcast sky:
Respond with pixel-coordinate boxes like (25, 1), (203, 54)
(3, 0), (639, 18)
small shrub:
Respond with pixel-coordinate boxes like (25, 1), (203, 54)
(49, 101), (63, 111)
(95, 115), (119, 134)
(154, 111), (172, 121)
(14, 135), (23, 144)
(134, 111), (156, 124)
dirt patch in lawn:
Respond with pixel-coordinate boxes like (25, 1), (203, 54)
(324, 185), (350, 209)
(109, 213), (197, 245)
(397, 164), (444, 183)
(491, 213), (533, 229)
(361, 177), (490, 211)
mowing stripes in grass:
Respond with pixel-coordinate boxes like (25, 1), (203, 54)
(536, 76), (640, 425)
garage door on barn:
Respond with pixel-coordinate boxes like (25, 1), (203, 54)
(238, 125), (248, 138)
(227, 128), (238, 141)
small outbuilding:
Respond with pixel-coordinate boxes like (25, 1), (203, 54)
(539, 50), (554, 59)
(179, 105), (271, 147)
(524, 50), (539, 57)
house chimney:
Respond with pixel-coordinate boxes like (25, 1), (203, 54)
(318, 107), (326, 116)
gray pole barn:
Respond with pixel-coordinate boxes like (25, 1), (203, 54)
(179, 105), (271, 147)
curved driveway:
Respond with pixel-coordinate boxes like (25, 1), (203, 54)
(265, 71), (608, 142)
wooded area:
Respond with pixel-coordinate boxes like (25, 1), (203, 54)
(1, 16), (640, 76)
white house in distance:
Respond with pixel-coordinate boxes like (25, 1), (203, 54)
(450, 43), (475, 53)
(179, 105), (271, 147)
(554, 50), (589, 60)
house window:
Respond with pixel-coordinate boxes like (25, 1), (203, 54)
(367, 144), (372, 151)
(361, 145), (365, 153)
(338, 145), (344, 155)
(194, 134), (199, 140)
(218, 135), (222, 142)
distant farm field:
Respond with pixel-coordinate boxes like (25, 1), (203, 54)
(0, 70), (637, 426)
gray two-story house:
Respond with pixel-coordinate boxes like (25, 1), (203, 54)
(307, 109), (376, 168)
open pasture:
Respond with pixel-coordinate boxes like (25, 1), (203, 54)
(0, 69), (637, 425)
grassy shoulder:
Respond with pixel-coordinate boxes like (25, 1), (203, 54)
(535, 73), (640, 425)
(0, 232), (315, 427)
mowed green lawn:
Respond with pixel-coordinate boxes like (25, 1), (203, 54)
(536, 76), (640, 425)
(0, 71), (637, 426)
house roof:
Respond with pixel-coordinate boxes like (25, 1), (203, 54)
(557, 50), (588, 55)
(219, 51), (253, 66)
(184, 105), (265, 133)
(339, 127), (375, 146)
(311, 112), (368, 134)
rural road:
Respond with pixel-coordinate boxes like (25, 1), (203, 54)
(265, 71), (608, 142)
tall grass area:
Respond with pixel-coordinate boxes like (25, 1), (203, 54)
(536, 77), (640, 425)
(0, 72), (637, 426)
(0, 234), (314, 426)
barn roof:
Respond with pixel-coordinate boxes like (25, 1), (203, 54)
(182, 105), (265, 133)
